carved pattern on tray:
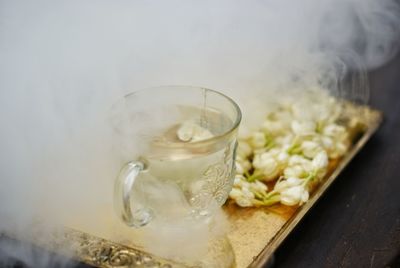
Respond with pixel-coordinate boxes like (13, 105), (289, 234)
(45, 229), (185, 268)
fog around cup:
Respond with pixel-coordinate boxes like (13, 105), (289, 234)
(0, 0), (399, 266)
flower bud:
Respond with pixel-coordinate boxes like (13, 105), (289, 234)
(249, 180), (268, 192)
(229, 188), (243, 200)
(312, 151), (329, 171)
(280, 185), (309, 206)
(250, 131), (267, 149)
(301, 141), (322, 159)
(277, 151), (289, 165)
(242, 187), (255, 199)
(253, 153), (279, 181)
(237, 141), (253, 159)
(261, 119), (286, 136)
(323, 124), (346, 138)
(320, 136), (334, 150)
(275, 134), (294, 147)
(235, 159), (251, 175)
(291, 120), (316, 136)
(288, 155), (310, 166)
(236, 197), (253, 207)
(177, 121), (213, 142)
(233, 175), (250, 188)
(286, 177), (304, 186)
(236, 161), (245, 174)
(274, 177), (303, 191)
(284, 165), (306, 178)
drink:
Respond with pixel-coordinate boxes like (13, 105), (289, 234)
(113, 86), (241, 228)
(132, 106), (237, 221)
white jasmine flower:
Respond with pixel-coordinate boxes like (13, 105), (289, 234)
(286, 177), (304, 186)
(317, 134), (349, 159)
(253, 147), (267, 155)
(248, 180), (268, 194)
(236, 197), (253, 207)
(301, 140), (323, 159)
(242, 187), (255, 199)
(311, 94), (341, 124)
(253, 152), (279, 181)
(312, 151), (329, 171)
(274, 176), (310, 205)
(229, 187), (254, 207)
(267, 148), (281, 155)
(291, 120), (316, 136)
(315, 123), (350, 159)
(275, 134), (294, 147)
(285, 155), (313, 178)
(329, 141), (349, 159)
(288, 155), (311, 166)
(284, 165), (307, 178)
(320, 136), (334, 150)
(312, 151), (329, 179)
(233, 175), (250, 188)
(237, 141), (252, 159)
(233, 176), (241, 187)
(280, 185), (309, 206)
(261, 119), (286, 136)
(282, 143), (292, 152)
(274, 177), (303, 191)
(243, 159), (252, 172)
(235, 158), (251, 175)
(229, 188), (243, 199)
(277, 151), (289, 164)
(249, 131), (267, 149)
(267, 148), (289, 166)
(177, 121), (195, 142)
(235, 161), (245, 174)
(177, 121), (213, 142)
(323, 124), (347, 139)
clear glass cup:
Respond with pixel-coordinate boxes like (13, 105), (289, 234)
(111, 86), (241, 228)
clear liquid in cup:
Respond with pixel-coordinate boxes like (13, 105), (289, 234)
(133, 106), (237, 221)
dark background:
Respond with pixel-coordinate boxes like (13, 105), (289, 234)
(1, 54), (399, 268)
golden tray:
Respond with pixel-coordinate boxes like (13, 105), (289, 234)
(33, 104), (382, 268)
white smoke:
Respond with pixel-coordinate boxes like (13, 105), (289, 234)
(0, 0), (399, 266)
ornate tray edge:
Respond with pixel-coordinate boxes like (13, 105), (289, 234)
(249, 107), (383, 268)
(33, 228), (186, 268)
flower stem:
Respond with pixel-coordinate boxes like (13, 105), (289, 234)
(253, 194), (281, 206)
(262, 195), (281, 206)
(287, 136), (301, 154)
(246, 171), (264, 182)
(302, 172), (316, 187)
(265, 190), (279, 199)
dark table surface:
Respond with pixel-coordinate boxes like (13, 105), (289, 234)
(274, 53), (400, 267)
(1, 55), (399, 268)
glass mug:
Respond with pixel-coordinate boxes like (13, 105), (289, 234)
(112, 86), (241, 227)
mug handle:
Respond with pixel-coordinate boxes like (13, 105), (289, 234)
(114, 161), (154, 227)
